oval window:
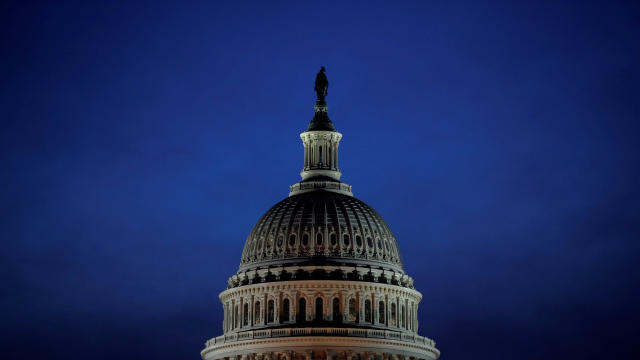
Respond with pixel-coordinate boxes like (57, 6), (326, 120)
(343, 234), (350, 246)
(330, 234), (337, 246)
(316, 233), (323, 245)
(355, 235), (362, 247)
(289, 234), (296, 246)
(302, 234), (309, 246)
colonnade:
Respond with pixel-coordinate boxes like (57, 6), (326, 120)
(301, 131), (341, 172)
(223, 289), (419, 334)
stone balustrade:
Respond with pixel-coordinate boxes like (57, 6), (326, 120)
(205, 327), (436, 349)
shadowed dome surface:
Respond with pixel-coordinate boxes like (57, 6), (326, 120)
(238, 190), (404, 273)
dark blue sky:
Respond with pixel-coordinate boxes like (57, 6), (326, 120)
(1, 1), (639, 359)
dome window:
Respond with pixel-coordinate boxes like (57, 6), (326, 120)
(367, 237), (373, 248)
(315, 297), (323, 320)
(391, 303), (397, 326)
(302, 234), (309, 246)
(348, 298), (357, 322)
(298, 298), (307, 322)
(355, 235), (362, 247)
(254, 302), (261, 325)
(267, 300), (275, 323)
(277, 235), (283, 247)
(343, 234), (350, 246)
(377, 239), (382, 248)
(289, 234), (296, 246)
(316, 233), (323, 245)
(330, 233), (337, 246)
(364, 299), (372, 323)
(281, 298), (290, 323)
(332, 298), (340, 322)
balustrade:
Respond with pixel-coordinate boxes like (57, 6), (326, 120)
(204, 327), (436, 349)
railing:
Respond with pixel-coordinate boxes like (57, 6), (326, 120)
(289, 181), (353, 196)
(205, 328), (436, 349)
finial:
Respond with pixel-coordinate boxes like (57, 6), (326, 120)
(314, 66), (328, 101)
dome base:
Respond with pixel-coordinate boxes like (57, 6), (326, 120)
(202, 328), (439, 360)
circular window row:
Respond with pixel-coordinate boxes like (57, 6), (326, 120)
(243, 232), (399, 262)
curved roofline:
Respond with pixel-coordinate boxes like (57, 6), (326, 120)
(237, 256), (405, 274)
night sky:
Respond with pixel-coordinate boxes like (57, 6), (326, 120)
(2, 1), (639, 359)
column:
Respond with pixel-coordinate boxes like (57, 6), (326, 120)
(372, 293), (378, 326)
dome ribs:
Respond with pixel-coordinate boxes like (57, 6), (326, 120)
(290, 196), (305, 256)
(332, 192), (354, 256)
(273, 197), (295, 258)
(330, 193), (346, 257)
(237, 192), (405, 273)
(350, 197), (377, 259)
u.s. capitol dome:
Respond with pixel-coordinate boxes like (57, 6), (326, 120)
(202, 68), (439, 360)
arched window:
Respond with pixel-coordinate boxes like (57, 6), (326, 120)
(378, 301), (385, 324)
(298, 298), (307, 322)
(234, 305), (239, 328)
(315, 297), (323, 321)
(316, 233), (323, 245)
(243, 303), (249, 326)
(348, 298), (357, 322)
(391, 303), (397, 326)
(281, 298), (290, 323)
(267, 300), (275, 323)
(364, 299), (372, 323)
(319, 146), (323, 164)
(254, 302), (261, 325)
(332, 298), (340, 322)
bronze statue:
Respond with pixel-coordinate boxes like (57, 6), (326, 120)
(314, 66), (328, 101)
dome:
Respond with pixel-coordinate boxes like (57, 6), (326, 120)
(238, 190), (404, 273)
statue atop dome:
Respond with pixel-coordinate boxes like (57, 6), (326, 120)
(314, 66), (328, 101)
